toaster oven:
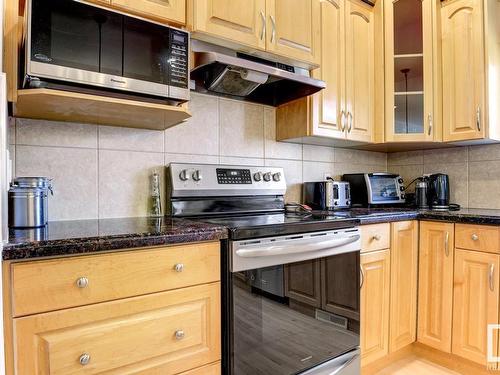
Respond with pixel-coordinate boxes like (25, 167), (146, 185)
(342, 173), (405, 207)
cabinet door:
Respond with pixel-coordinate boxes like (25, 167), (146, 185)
(389, 221), (418, 352)
(453, 249), (499, 366)
(190, 0), (266, 50)
(310, 0), (346, 139)
(345, 0), (374, 143)
(265, 0), (321, 64)
(418, 221), (454, 352)
(360, 249), (390, 366)
(321, 252), (360, 320)
(384, 0), (438, 142)
(284, 259), (321, 307)
(112, 0), (186, 24)
(441, 0), (485, 141)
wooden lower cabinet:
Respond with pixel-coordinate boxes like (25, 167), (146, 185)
(417, 221), (455, 353)
(13, 282), (220, 374)
(389, 221), (418, 352)
(180, 361), (221, 374)
(360, 249), (390, 366)
(452, 249), (499, 365)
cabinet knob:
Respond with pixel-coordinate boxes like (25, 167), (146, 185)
(79, 353), (91, 366)
(174, 263), (184, 272)
(76, 277), (89, 288)
(471, 234), (479, 241)
(372, 234), (381, 241)
(175, 330), (185, 340)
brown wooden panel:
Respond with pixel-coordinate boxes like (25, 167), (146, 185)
(284, 259), (321, 307)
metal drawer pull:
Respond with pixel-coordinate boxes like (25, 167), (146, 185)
(490, 264), (495, 292)
(476, 106), (481, 131)
(340, 110), (346, 132)
(471, 234), (479, 241)
(79, 353), (91, 366)
(445, 232), (450, 257)
(175, 330), (185, 340)
(347, 112), (353, 133)
(360, 267), (365, 289)
(372, 234), (381, 241)
(260, 11), (266, 41)
(174, 263), (184, 272)
(428, 113), (433, 136)
(270, 15), (276, 43)
(76, 277), (89, 288)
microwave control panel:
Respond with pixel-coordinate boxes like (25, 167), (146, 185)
(169, 29), (189, 90)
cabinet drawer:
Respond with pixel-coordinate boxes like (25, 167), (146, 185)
(14, 283), (221, 375)
(361, 223), (390, 253)
(455, 224), (500, 253)
(11, 242), (220, 317)
(179, 362), (221, 375)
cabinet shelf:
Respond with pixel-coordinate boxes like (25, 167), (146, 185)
(13, 89), (191, 130)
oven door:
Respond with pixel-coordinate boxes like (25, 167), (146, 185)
(226, 229), (361, 375)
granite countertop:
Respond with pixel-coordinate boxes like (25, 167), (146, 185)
(2, 217), (228, 261)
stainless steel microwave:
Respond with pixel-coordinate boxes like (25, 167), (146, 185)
(25, 0), (189, 102)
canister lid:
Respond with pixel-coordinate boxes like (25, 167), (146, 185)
(12, 177), (52, 189)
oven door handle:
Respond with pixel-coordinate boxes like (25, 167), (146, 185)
(235, 235), (360, 258)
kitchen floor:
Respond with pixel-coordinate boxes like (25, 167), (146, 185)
(374, 356), (460, 375)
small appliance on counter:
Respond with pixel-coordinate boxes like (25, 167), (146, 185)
(303, 179), (351, 210)
(342, 173), (405, 207)
(412, 173), (460, 210)
(8, 177), (53, 228)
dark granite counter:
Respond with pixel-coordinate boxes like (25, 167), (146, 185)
(2, 217), (228, 261)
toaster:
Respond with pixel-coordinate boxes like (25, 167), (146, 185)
(303, 180), (351, 210)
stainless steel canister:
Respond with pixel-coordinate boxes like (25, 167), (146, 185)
(8, 177), (53, 228)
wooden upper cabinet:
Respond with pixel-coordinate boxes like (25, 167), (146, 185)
(384, 0), (440, 142)
(360, 249), (391, 366)
(112, 0), (186, 24)
(265, 0), (321, 64)
(310, 0), (345, 139)
(441, 0), (485, 141)
(190, 0), (267, 50)
(417, 221), (455, 353)
(453, 249), (499, 366)
(344, 0), (375, 143)
(389, 221), (418, 353)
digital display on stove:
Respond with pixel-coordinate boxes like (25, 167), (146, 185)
(217, 168), (252, 184)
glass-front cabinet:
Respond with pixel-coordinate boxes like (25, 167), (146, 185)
(384, 0), (441, 142)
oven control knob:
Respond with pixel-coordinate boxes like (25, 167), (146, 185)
(253, 172), (263, 182)
(263, 172), (272, 182)
(192, 170), (202, 181)
(272, 172), (281, 182)
(179, 169), (190, 181)
(400, 186), (405, 191)
(398, 178), (404, 184)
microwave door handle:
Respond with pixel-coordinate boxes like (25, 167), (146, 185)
(235, 235), (360, 258)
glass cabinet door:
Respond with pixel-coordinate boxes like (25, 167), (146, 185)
(384, 0), (436, 142)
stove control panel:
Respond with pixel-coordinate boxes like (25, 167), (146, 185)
(168, 163), (287, 197)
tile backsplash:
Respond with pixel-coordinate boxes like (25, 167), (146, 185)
(9, 93), (387, 221)
(388, 145), (500, 209)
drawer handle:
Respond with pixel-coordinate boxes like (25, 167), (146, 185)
(471, 234), (479, 241)
(79, 353), (91, 366)
(76, 277), (89, 288)
(372, 234), (381, 241)
(174, 263), (184, 272)
(175, 330), (185, 340)
(490, 264), (495, 292)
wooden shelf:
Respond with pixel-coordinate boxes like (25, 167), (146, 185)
(13, 89), (191, 130)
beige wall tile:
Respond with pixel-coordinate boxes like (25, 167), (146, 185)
(264, 107), (302, 160)
(266, 159), (303, 203)
(165, 153), (219, 165)
(468, 144), (500, 161)
(334, 163), (387, 180)
(16, 145), (98, 220)
(303, 144), (335, 162)
(219, 99), (264, 158)
(423, 147), (467, 164)
(389, 164), (424, 193)
(164, 93), (219, 155)
(335, 148), (386, 166)
(220, 156), (264, 166)
(8, 117), (15, 145)
(303, 161), (335, 182)
(16, 118), (97, 148)
(99, 126), (163, 153)
(468, 160), (500, 208)
(387, 150), (423, 165)
(99, 150), (164, 218)
(424, 163), (468, 208)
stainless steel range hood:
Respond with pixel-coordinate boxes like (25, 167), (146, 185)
(190, 41), (326, 107)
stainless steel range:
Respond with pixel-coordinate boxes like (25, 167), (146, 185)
(167, 163), (361, 375)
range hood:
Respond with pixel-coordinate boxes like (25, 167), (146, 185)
(190, 42), (326, 107)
